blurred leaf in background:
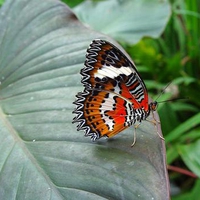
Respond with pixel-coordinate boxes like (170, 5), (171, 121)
(73, 0), (171, 44)
(0, 0), (5, 6)
(62, 0), (83, 8)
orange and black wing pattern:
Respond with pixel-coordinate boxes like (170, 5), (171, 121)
(73, 40), (150, 141)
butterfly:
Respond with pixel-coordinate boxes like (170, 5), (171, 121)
(73, 39), (163, 146)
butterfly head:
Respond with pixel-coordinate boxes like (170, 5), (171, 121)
(149, 101), (158, 112)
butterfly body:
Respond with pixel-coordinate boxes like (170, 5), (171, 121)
(73, 39), (154, 141)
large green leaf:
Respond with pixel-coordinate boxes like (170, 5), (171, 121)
(0, 0), (169, 199)
(74, 0), (171, 44)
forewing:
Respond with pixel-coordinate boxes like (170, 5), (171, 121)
(81, 39), (149, 110)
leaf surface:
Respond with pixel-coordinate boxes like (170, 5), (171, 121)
(0, 0), (169, 199)
(74, 0), (171, 44)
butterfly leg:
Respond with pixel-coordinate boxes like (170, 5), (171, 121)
(152, 111), (165, 140)
(131, 123), (141, 147)
(146, 113), (165, 140)
(151, 110), (160, 124)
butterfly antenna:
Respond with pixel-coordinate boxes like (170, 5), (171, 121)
(157, 97), (189, 104)
(154, 82), (172, 102)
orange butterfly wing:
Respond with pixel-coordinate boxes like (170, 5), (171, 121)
(73, 40), (150, 140)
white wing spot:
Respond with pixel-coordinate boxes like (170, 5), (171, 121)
(100, 93), (115, 130)
(95, 65), (132, 79)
